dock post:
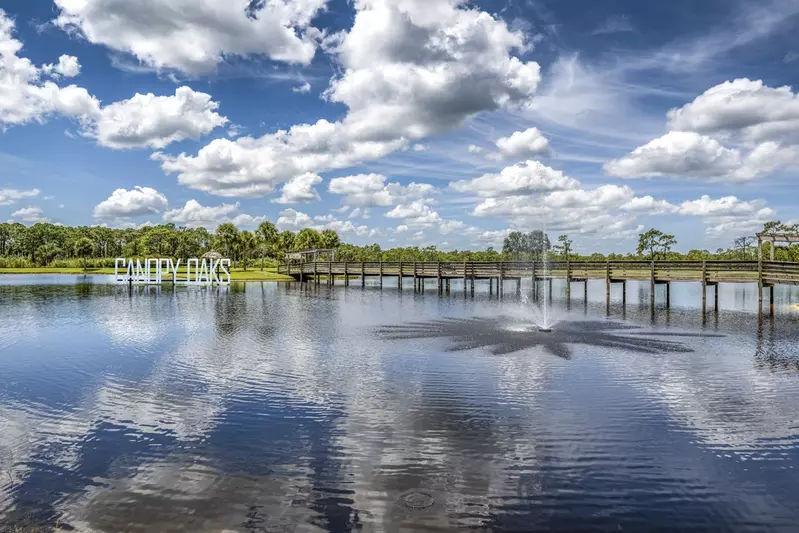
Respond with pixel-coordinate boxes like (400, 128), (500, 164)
(328, 259), (333, 286)
(770, 285), (775, 316)
(379, 261), (383, 288)
(622, 280), (627, 308)
(548, 278), (553, 303)
(584, 279), (588, 303)
(314, 261), (318, 285)
(714, 283), (719, 311)
(437, 262), (442, 294)
(361, 261), (366, 288)
(650, 260), (656, 313)
(499, 262), (504, 299)
(532, 262), (537, 301)
(758, 242), (764, 317)
(666, 282), (671, 309)
(414, 262), (418, 292)
(344, 261), (349, 287)
(489, 277), (493, 295)
(398, 262), (403, 290)
(605, 260), (611, 311)
(463, 261), (467, 297)
(516, 278), (521, 296)
(470, 265), (475, 297)
(701, 261), (707, 317)
(565, 259), (571, 305)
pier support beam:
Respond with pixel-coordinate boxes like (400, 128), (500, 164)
(605, 261), (611, 312)
(714, 283), (719, 311)
(344, 262), (349, 287)
(499, 262), (504, 299)
(701, 261), (707, 317)
(489, 278), (493, 295)
(361, 262), (366, 288)
(650, 260), (656, 313)
(437, 262), (442, 295)
(666, 282), (671, 309)
(516, 278), (521, 296)
(622, 280), (627, 308)
(398, 262), (403, 290)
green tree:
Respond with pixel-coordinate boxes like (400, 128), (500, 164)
(555, 234), (573, 260)
(256, 221), (278, 270)
(214, 223), (240, 260)
(74, 237), (94, 270)
(237, 230), (258, 270)
(637, 229), (677, 260)
(294, 228), (321, 251)
(35, 243), (62, 266)
(319, 229), (340, 249)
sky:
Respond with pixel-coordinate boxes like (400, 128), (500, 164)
(1, 0), (798, 254)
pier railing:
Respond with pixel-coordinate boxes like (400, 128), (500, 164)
(278, 260), (799, 286)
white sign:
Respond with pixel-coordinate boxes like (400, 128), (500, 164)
(115, 258), (231, 285)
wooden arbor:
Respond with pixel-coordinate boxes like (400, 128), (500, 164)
(757, 233), (799, 261)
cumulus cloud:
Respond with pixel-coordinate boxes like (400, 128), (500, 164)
(1, 15), (225, 150)
(604, 132), (743, 179)
(328, 174), (436, 207)
(93, 186), (169, 219)
(10, 206), (48, 223)
(0, 188), (40, 206)
(272, 172), (322, 204)
(0, 11), (100, 126)
(162, 199), (263, 229)
(53, 0), (327, 75)
(86, 87), (228, 149)
(41, 54), (81, 78)
(492, 127), (550, 159)
(154, 0), (541, 197)
(666, 78), (799, 145)
(450, 160), (578, 197)
(385, 200), (444, 228)
(276, 208), (369, 235)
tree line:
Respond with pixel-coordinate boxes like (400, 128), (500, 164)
(0, 220), (797, 270)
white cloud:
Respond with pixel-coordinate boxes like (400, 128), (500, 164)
(292, 82), (311, 93)
(11, 206), (48, 223)
(86, 87), (228, 149)
(328, 173), (436, 207)
(0, 188), (40, 206)
(604, 131), (744, 180)
(162, 199), (262, 229)
(450, 160), (578, 197)
(154, 0), (541, 197)
(0, 11), (100, 126)
(467, 144), (484, 153)
(492, 127), (550, 159)
(666, 78), (799, 145)
(54, 0), (327, 75)
(276, 208), (369, 234)
(42, 54), (81, 78)
(620, 195), (678, 214)
(272, 172), (322, 204)
(385, 200), (442, 228)
(676, 195), (773, 218)
(93, 186), (169, 219)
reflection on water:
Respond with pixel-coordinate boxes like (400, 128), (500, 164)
(0, 276), (798, 532)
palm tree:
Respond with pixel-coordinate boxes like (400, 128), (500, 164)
(214, 223), (240, 263)
(74, 237), (94, 270)
(294, 228), (321, 251)
(256, 221), (278, 271)
(238, 230), (257, 271)
(319, 229), (340, 250)
(276, 231), (296, 262)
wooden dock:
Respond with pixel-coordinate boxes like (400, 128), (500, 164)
(278, 260), (799, 316)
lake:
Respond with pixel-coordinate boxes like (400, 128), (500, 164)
(1, 275), (799, 532)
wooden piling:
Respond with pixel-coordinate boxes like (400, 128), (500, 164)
(437, 262), (442, 294)
(398, 262), (403, 290)
(701, 261), (707, 316)
(379, 261), (383, 288)
(489, 277), (493, 295)
(605, 260), (611, 310)
(566, 258), (571, 303)
(666, 282), (671, 309)
(361, 262), (366, 288)
(463, 261), (467, 296)
(770, 285), (775, 316)
(714, 283), (719, 311)
(650, 260), (656, 312)
(344, 261), (349, 287)
(499, 262), (504, 299)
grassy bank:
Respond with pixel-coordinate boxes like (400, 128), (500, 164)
(0, 267), (293, 282)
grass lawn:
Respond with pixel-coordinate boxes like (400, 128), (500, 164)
(0, 266), (293, 281)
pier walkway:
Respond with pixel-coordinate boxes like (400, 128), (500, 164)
(278, 260), (799, 316)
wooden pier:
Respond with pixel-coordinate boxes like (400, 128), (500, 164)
(278, 260), (799, 316)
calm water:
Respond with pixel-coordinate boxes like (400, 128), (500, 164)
(1, 275), (799, 532)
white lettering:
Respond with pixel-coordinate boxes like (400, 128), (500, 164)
(114, 258), (230, 285)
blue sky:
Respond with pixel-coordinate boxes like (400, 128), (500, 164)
(1, 0), (798, 253)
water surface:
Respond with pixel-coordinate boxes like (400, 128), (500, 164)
(1, 276), (798, 532)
